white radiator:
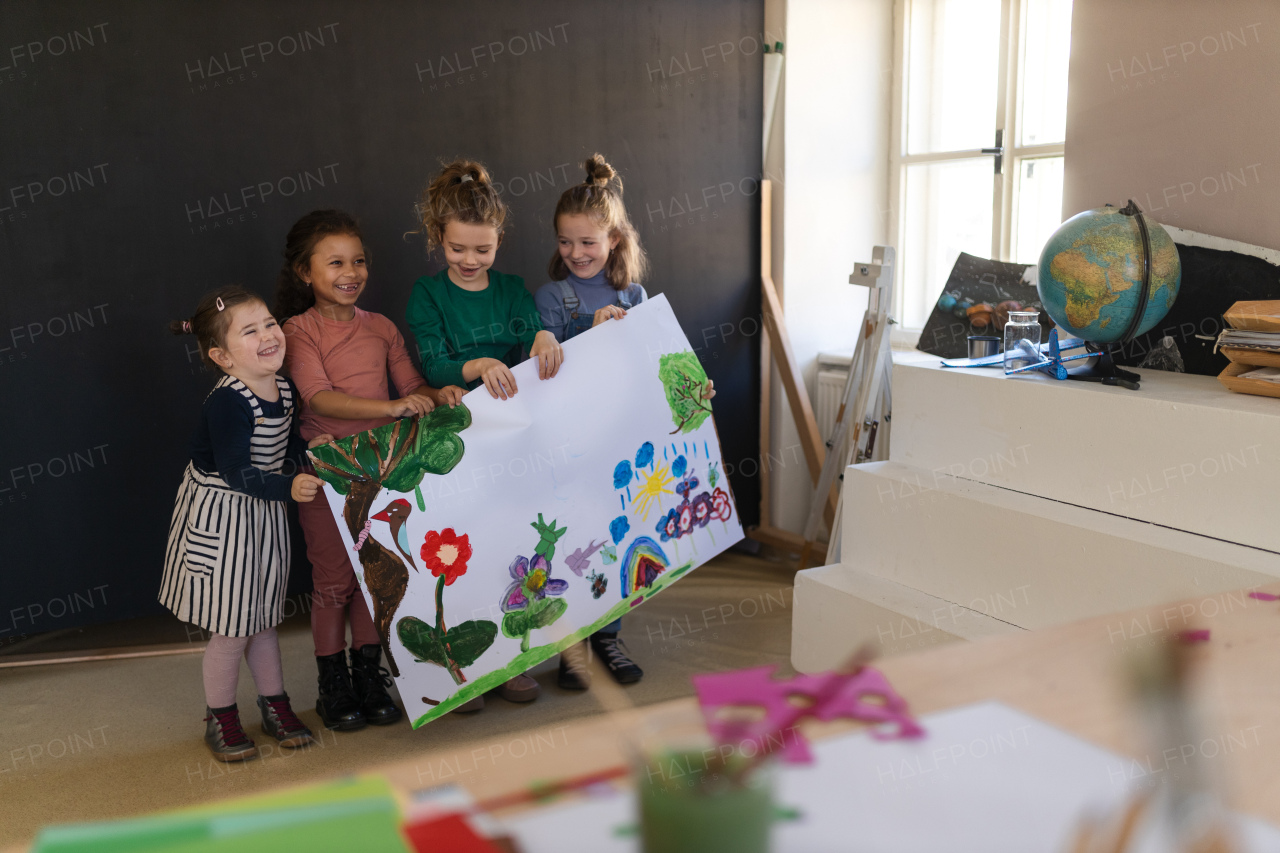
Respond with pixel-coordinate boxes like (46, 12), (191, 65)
(814, 351), (852, 443)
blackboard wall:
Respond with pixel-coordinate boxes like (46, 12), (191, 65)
(0, 1), (764, 635)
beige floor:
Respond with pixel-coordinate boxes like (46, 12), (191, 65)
(0, 550), (796, 846)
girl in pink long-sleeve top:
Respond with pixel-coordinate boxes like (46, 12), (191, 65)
(276, 209), (464, 732)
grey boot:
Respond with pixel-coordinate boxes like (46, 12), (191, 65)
(204, 704), (257, 762)
(257, 693), (313, 748)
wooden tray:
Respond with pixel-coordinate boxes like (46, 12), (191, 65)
(1224, 299), (1280, 332)
(1218, 346), (1280, 368)
(1217, 361), (1280, 399)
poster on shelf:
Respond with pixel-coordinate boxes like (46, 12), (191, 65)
(308, 295), (743, 727)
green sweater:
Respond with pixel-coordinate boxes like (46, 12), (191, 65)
(406, 269), (543, 389)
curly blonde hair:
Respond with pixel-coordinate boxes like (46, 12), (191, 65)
(417, 159), (508, 252)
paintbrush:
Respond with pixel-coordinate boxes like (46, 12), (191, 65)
(1065, 635), (1238, 853)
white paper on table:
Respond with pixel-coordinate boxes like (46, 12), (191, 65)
(501, 702), (1280, 852)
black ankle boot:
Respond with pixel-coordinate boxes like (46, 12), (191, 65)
(350, 644), (402, 725)
(315, 651), (366, 731)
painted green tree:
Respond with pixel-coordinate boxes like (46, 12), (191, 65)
(308, 404), (471, 677)
(659, 350), (713, 434)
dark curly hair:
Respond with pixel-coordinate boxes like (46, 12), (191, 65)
(273, 209), (365, 322)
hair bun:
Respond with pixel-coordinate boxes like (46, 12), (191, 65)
(168, 318), (193, 335)
(447, 161), (491, 188)
(584, 154), (616, 188)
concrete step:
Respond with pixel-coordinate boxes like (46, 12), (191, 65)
(792, 563), (1022, 673)
(838, 460), (1279, 630)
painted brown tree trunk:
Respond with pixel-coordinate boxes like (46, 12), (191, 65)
(343, 479), (409, 677)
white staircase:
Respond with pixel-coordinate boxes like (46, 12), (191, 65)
(792, 351), (1280, 673)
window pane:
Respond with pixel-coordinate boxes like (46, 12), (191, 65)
(1012, 156), (1064, 265)
(906, 0), (1002, 155)
(900, 158), (995, 328)
(1019, 0), (1073, 145)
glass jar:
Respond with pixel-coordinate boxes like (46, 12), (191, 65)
(1003, 311), (1042, 373)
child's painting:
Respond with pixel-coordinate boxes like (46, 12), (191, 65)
(309, 295), (743, 727)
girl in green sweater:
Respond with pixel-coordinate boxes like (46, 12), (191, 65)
(407, 160), (563, 400)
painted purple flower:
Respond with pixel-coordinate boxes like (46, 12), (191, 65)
(656, 508), (680, 542)
(691, 492), (714, 528)
(501, 554), (569, 613)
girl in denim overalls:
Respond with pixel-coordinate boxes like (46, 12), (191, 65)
(535, 155), (662, 691)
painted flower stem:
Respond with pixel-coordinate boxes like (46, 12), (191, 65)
(435, 574), (467, 685)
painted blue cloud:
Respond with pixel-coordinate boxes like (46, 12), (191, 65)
(635, 441), (655, 469)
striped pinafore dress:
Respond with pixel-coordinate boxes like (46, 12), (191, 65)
(158, 375), (294, 637)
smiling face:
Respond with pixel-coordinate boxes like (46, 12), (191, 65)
(557, 213), (619, 280)
(208, 300), (285, 379)
(442, 220), (500, 290)
(299, 232), (367, 319)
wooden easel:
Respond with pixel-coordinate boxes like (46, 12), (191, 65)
(797, 247), (895, 569)
(748, 179), (835, 561)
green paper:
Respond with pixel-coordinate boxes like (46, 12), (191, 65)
(35, 776), (407, 853)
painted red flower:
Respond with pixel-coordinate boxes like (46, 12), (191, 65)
(420, 528), (472, 586)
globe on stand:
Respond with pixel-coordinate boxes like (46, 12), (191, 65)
(1036, 201), (1181, 389)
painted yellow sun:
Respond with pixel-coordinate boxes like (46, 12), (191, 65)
(631, 462), (676, 520)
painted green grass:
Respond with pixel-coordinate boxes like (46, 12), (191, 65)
(412, 560), (696, 727)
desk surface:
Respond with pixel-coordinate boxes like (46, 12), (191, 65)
(375, 581), (1280, 825)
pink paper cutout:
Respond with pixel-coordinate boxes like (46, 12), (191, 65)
(1178, 629), (1211, 644)
(692, 664), (925, 764)
(1248, 591), (1279, 601)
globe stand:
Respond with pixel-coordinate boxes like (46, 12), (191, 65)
(1065, 345), (1142, 390)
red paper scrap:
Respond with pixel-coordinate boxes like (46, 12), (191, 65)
(1248, 591), (1279, 601)
(403, 813), (502, 853)
(1178, 629), (1211, 644)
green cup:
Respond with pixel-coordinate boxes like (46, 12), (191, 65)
(637, 748), (774, 853)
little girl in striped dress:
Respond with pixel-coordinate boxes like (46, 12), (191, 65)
(160, 286), (332, 762)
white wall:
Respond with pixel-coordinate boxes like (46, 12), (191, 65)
(772, 0), (894, 534)
(1064, 0), (1280, 248)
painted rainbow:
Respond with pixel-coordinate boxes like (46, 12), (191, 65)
(619, 536), (669, 597)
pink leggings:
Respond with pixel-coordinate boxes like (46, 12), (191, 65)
(203, 628), (283, 708)
(298, 496), (379, 656)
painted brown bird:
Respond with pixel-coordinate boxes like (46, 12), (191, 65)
(371, 498), (417, 571)
(348, 497), (416, 677)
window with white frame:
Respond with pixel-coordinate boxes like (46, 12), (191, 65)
(890, 0), (1074, 332)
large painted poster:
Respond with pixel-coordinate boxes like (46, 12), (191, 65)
(309, 296), (743, 727)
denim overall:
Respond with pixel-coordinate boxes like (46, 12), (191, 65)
(555, 279), (635, 342)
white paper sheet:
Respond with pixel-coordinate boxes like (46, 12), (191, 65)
(501, 702), (1280, 852)
(311, 295), (743, 727)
